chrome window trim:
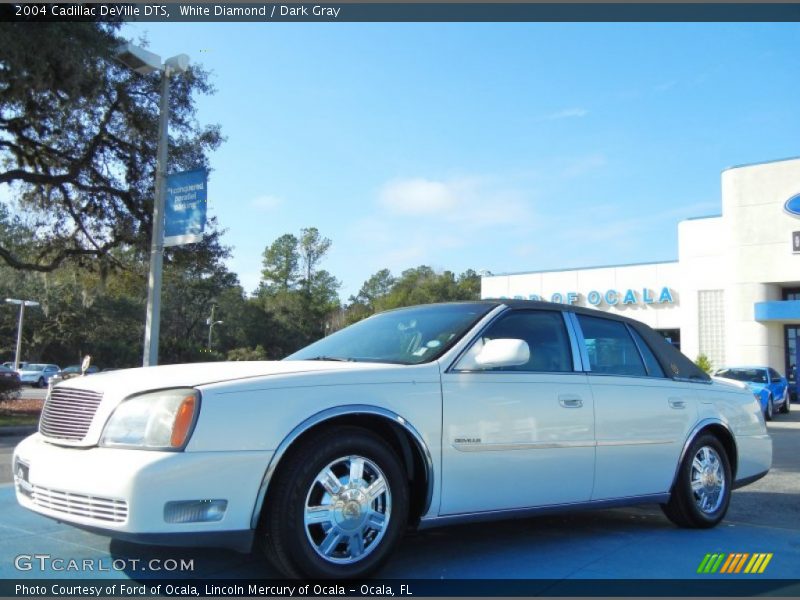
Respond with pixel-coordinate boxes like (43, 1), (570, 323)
(624, 322), (668, 379)
(562, 310), (586, 372)
(249, 404), (435, 528)
(566, 311), (592, 372)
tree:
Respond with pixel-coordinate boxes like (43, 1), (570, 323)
(261, 234), (299, 291)
(256, 228), (340, 355)
(0, 22), (222, 273)
(299, 227), (332, 292)
(342, 265), (483, 327)
(695, 354), (713, 374)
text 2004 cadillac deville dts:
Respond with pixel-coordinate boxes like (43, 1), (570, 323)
(14, 301), (772, 578)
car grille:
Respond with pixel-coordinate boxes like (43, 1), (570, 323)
(39, 388), (104, 441)
(19, 482), (128, 523)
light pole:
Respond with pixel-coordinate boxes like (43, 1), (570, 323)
(115, 43), (190, 367)
(5, 298), (39, 370)
(206, 304), (223, 350)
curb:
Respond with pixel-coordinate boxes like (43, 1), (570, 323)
(0, 426), (37, 437)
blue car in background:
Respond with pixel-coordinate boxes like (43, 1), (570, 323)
(715, 366), (791, 420)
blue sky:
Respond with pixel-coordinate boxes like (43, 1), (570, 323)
(126, 22), (800, 299)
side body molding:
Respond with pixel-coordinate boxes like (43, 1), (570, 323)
(249, 404), (435, 528)
(670, 417), (738, 489)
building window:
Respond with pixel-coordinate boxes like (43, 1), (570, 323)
(656, 328), (681, 351)
(698, 290), (726, 370)
(783, 288), (800, 301)
(785, 326), (798, 400)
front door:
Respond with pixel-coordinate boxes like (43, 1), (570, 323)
(439, 309), (595, 515)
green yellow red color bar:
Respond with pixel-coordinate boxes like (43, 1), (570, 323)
(697, 553), (773, 574)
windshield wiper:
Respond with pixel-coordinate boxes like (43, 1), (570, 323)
(305, 356), (357, 362)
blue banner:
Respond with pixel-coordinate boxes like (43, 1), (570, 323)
(164, 169), (207, 247)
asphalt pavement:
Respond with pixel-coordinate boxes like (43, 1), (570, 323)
(0, 412), (798, 584)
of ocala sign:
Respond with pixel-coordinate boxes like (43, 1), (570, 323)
(500, 286), (675, 306)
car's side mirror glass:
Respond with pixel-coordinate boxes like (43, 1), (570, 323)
(474, 338), (530, 368)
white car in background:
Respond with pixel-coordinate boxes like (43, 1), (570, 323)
(13, 301), (771, 578)
(17, 363), (60, 388)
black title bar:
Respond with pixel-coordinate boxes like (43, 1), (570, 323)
(4, 2), (800, 22)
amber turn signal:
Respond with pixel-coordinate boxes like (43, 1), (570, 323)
(171, 395), (197, 448)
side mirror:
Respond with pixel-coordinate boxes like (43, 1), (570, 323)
(474, 338), (530, 368)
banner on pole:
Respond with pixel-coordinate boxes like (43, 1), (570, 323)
(164, 168), (207, 247)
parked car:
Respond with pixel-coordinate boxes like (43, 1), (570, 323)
(17, 364), (60, 388)
(0, 365), (21, 398)
(13, 301), (772, 579)
(2, 361), (27, 370)
(49, 365), (100, 387)
(714, 366), (790, 420)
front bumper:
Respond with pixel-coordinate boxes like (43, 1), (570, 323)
(13, 434), (272, 552)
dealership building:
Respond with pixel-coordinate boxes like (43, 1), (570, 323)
(481, 156), (800, 379)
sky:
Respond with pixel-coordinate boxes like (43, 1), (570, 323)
(124, 21), (800, 299)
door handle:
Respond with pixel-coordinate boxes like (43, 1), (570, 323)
(558, 394), (583, 408)
(668, 398), (686, 409)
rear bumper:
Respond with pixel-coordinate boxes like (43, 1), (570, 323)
(733, 433), (772, 487)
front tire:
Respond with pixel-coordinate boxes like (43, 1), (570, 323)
(262, 427), (409, 579)
(37, 377), (45, 389)
(765, 394), (774, 421)
(661, 434), (731, 528)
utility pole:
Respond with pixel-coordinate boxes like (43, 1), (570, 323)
(5, 298), (39, 370)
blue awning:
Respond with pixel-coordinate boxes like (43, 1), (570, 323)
(754, 300), (800, 322)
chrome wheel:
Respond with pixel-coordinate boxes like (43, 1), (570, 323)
(691, 446), (726, 514)
(304, 455), (391, 565)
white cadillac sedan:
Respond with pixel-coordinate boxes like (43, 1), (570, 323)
(13, 301), (771, 579)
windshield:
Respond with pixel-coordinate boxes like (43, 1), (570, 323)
(286, 303), (496, 365)
(716, 368), (767, 384)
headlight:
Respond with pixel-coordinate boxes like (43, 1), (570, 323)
(100, 388), (200, 450)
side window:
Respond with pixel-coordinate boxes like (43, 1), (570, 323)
(456, 310), (573, 372)
(577, 315), (647, 377)
(629, 327), (666, 378)
(768, 368), (782, 382)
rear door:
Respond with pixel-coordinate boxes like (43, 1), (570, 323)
(440, 309), (595, 515)
(575, 314), (697, 500)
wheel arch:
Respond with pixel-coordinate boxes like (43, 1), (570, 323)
(671, 418), (738, 490)
(250, 405), (434, 529)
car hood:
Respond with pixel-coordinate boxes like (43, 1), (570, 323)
(52, 360), (404, 394)
(712, 376), (765, 393)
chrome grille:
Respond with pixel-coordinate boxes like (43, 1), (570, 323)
(39, 388), (103, 441)
(20, 482), (127, 523)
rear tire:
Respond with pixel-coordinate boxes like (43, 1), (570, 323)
(661, 433), (731, 529)
(261, 426), (409, 579)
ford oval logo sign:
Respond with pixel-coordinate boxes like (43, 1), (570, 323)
(785, 193), (800, 218)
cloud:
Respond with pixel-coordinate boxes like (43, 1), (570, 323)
(379, 178), (458, 216)
(250, 195), (283, 211)
(539, 107), (589, 121)
(377, 176), (531, 228)
(654, 80), (678, 93)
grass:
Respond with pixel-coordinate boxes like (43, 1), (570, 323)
(0, 412), (39, 427)
(0, 392), (43, 428)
